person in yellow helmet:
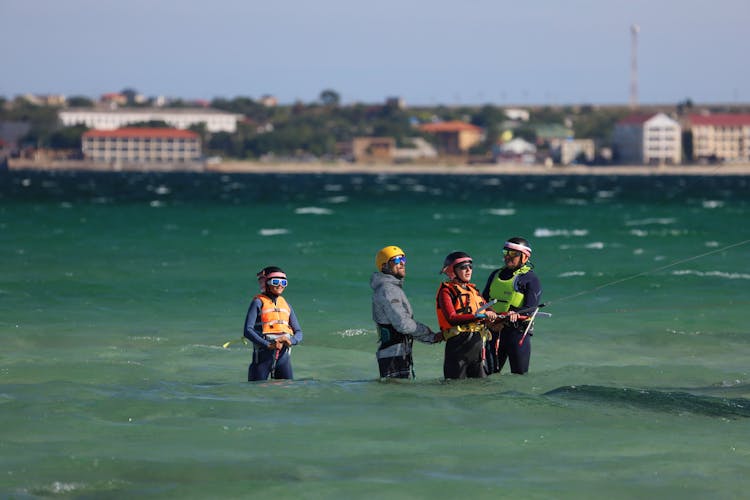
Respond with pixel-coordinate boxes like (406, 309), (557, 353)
(370, 245), (440, 379)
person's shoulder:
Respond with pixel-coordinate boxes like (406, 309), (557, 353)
(520, 269), (541, 285)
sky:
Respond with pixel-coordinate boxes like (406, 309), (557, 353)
(2, 0), (748, 106)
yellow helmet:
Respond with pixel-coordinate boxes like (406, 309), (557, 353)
(375, 245), (405, 270)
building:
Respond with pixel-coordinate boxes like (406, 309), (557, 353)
(688, 114), (750, 163)
(338, 137), (396, 163)
(493, 138), (536, 164)
(60, 107), (242, 133)
(392, 137), (437, 162)
(259, 95), (278, 107)
(504, 108), (530, 122)
(81, 128), (201, 164)
(20, 94), (67, 107)
(555, 139), (596, 165)
(418, 121), (483, 155)
(533, 123), (574, 148)
(612, 112), (682, 165)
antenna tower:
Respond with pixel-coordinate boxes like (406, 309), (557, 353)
(630, 24), (640, 109)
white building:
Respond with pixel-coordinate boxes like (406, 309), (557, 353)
(60, 107), (242, 133)
(688, 113), (750, 163)
(556, 139), (596, 165)
(494, 137), (536, 164)
(82, 128), (201, 164)
(612, 112), (682, 165)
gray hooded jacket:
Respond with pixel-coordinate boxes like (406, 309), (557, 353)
(370, 271), (434, 343)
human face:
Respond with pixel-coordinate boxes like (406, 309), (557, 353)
(503, 249), (527, 270)
(267, 278), (287, 295)
(453, 261), (473, 282)
(388, 254), (406, 279)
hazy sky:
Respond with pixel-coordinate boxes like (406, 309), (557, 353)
(2, 0), (748, 106)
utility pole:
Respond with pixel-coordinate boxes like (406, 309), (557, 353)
(630, 24), (640, 110)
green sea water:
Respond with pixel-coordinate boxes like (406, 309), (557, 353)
(1, 170), (749, 499)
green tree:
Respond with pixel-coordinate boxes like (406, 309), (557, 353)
(67, 95), (95, 107)
(49, 125), (88, 149)
(319, 89), (341, 107)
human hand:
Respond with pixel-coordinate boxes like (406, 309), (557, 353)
(484, 310), (498, 321)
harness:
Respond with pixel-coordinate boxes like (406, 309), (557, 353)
(377, 323), (409, 348)
(488, 264), (532, 313)
(435, 281), (489, 341)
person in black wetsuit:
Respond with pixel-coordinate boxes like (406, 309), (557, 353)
(482, 237), (542, 375)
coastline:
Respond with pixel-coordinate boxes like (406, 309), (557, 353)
(6, 158), (750, 176)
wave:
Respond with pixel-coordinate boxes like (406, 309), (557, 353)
(558, 271), (586, 278)
(324, 195), (348, 204)
(259, 228), (289, 236)
(672, 269), (750, 280)
(544, 384), (750, 418)
(295, 207), (333, 215)
(534, 228), (589, 237)
(625, 218), (677, 226)
(482, 208), (516, 216)
(337, 329), (369, 338)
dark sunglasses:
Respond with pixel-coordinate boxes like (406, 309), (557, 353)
(455, 263), (473, 271)
(503, 249), (522, 258)
(267, 278), (288, 287)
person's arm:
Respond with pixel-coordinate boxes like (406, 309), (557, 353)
(287, 305), (304, 346)
(243, 299), (273, 348)
(519, 273), (542, 310)
(382, 285), (434, 341)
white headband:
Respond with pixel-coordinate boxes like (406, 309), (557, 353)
(264, 271), (287, 280)
(504, 241), (532, 256)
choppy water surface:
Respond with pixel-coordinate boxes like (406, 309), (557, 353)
(1, 170), (749, 498)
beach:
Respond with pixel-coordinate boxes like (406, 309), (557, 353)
(7, 157), (750, 176)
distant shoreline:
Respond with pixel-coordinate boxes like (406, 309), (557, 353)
(6, 158), (750, 176)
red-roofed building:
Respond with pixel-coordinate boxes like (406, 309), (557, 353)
(612, 112), (682, 165)
(688, 114), (750, 163)
(418, 121), (483, 155)
(82, 128), (201, 164)
(101, 93), (127, 106)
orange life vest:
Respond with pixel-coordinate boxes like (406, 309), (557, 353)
(435, 281), (488, 340)
(255, 294), (293, 337)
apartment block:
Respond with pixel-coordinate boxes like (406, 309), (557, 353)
(82, 128), (201, 164)
(688, 114), (750, 163)
(61, 108), (242, 133)
(612, 113), (682, 165)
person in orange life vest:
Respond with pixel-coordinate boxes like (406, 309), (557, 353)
(243, 266), (303, 381)
(436, 251), (498, 379)
(481, 237), (542, 375)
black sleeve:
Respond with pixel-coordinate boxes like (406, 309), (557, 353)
(519, 272), (542, 309)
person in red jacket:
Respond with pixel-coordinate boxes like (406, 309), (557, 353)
(436, 251), (497, 379)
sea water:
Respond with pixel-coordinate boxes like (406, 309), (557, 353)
(1, 170), (749, 499)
